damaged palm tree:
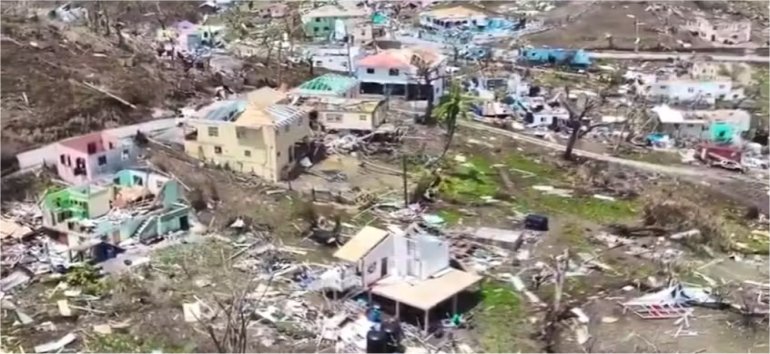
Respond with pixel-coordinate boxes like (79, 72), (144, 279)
(432, 80), (476, 165)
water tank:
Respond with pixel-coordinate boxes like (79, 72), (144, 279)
(382, 319), (402, 353)
(366, 329), (387, 354)
(524, 214), (549, 231)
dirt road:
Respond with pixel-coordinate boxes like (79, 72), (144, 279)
(590, 50), (770, 63)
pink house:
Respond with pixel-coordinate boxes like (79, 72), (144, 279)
(55, 131), (138, 185)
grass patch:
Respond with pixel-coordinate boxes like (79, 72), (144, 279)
(560, 222), (592, 251)
(513, 190), (639, 223)
(476, 281), (533, 352)
(439, 159), (499, 203)
(505, 153), (561, 181)
(85, 333), (194, 353)
(436, 209), (462, 225)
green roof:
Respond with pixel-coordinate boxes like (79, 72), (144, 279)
(296, 74), (358, 96)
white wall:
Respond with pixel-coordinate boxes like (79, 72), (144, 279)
(415, 234), (450, 280)
(362, 235), (394, 286)
(660, 122), (709, 140)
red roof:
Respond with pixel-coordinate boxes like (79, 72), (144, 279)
(357, 48), (444, 69)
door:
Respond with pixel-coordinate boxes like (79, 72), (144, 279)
(380, 257), (388, 277)
(406, 240), (418, 277)
(179, 216), (190, 231)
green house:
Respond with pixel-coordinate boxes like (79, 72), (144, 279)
(42, 184), (113, 226)
(301, 4), (367, 39)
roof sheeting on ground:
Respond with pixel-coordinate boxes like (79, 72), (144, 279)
(333, 226), (389, 262)
(0, 218), (33, 240)
(371, 268), (482, 310)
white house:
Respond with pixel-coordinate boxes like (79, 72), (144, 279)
(682, 17), (751, 45)
(355, 47), (447, 103)
(301, 97), (388, 131)
(642, 78), (744, 105)
(331, 225), (482, 332)
(419, 5), (488, 30)
(651, 105), (751, 141)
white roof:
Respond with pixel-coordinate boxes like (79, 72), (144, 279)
(370, 268), (482, 310)
(333, 226), (389, 262)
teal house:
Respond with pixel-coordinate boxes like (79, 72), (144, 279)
(41, 169), (191, 262)
(301, 4), (367, 39)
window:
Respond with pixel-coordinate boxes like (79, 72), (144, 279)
(687, 87), (695, 93)
(366, 68), (375, 74)
(359, 115), (368, 121)
(208, 126), (219, 137)
(108, 142), (114, 149)
(87, 142), (97, 154)
(98, 156), (107, 166)
(284, 125), (290, 133)
(658, 85), (668, 89)
(388, 68), (399, 76)
(297, 117), (304, 126)
(277, 151), (281, 157)
(60, 154), (66, 164)
(156, 180), (164, 189)
(313, 27), (319, 32)
(244, 150), (251, 157)
(686, 124), (694, 128)
(315, 18), (321, 22)
(323, 26), (330, 31)
(718, 84), (725, 89)
(121, 149), (130, 161)
(214, 146), (222, 154)
(326, 113), (343, 122)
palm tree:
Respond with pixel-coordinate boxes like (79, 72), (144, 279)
(433, 80), (475, 163)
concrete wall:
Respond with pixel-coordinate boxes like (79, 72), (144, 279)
(660, 122), (709, 140)
(319, 103), (384, 131)
(646, 80), (743, 103)
(184, 121), (276, 180)
(362, 235), (395, 287)
(55, 144), (90, 186)
(415, 234), (450, 280)
(87, 188), (112, 219)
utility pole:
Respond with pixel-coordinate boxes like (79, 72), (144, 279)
(402, 154), (409, 206)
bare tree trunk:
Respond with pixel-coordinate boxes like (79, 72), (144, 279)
(437, 121), (456, 162)
(564, 123), (580, 159)
(276, 44), (284, 84)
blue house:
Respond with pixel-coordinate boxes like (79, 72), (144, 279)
(520, 48), (592, 67)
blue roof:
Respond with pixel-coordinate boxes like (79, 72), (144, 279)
(204, 100), (247, 121)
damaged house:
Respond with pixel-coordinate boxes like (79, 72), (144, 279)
(293, 73), (360, 99)
(54, 131), (139, 186)
(300, 97), (388, 132)
(40, 169), (191, 264)
(355, 47), (446, 103)
(651, 105), (751, 143)
(325, 225), (482, 332)
(683, 17), (751, 45)
(184, 87), (312, 182)
(302, 3), (368, 40)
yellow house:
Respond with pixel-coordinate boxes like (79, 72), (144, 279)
(302, 97), (387, 132)
(184, 88), (311, 182)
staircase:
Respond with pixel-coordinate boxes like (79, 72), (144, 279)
(132, 216), (156, 239)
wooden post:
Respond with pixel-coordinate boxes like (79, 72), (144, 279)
(452, 294), (458, 314)
(423, 310), (430, 334)
(402, 155), (409, 206)
(395, 301), (401, 319)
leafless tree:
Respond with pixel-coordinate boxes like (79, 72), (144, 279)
(413, 61), (443, 125)
(541, 249), (570, 352)
(560, 87), (609, 159)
